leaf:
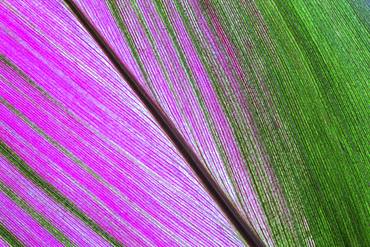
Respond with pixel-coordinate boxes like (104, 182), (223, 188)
(0, 0), (369, 246)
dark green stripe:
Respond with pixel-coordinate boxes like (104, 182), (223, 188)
(0, 223), (24, 247)
(0, 182), (74, 246)
(0, 141), (122, 246)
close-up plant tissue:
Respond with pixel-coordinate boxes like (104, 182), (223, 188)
(0, 0), (368, 246)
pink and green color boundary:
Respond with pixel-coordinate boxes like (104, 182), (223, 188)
(0, 0), (368, 246)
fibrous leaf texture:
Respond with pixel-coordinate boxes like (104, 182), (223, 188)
(0, 0), (368, 246)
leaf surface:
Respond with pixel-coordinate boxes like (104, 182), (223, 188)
(0, 0), (369, 246)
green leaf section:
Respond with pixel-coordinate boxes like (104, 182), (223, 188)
(0, 223), (24, 247)
(206, 0), (369, 245)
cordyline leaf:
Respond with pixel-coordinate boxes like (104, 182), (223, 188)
(0, 1), (246, 246)
(0, 0), (368, 246)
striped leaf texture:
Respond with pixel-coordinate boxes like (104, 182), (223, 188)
(0, 0), (369, 246)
